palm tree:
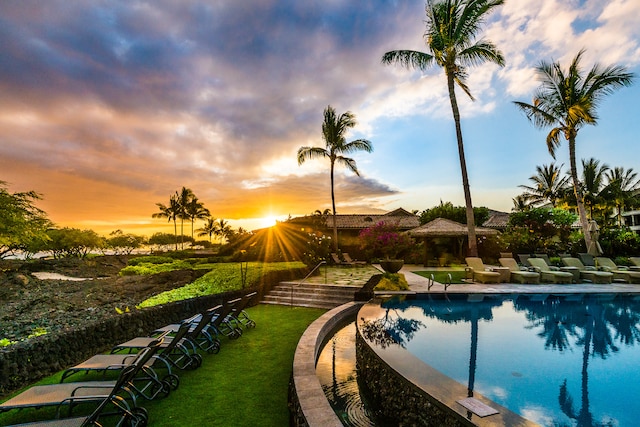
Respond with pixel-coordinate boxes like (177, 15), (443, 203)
(511, 195), (530, 212)
(216, 218), (232, 243)
(519, 163), (570, 208)
(185, 197), (210, 241)
(602, 166), (640, 226)
(579, 158), (609, 221)
(514, 50), (634, 251)
(382, 0), (505, 257)
(196, 217), (218, 243)
(175, 187), (195, 249)
(152, 194), (180, 250)
(297, 105), (373, 252)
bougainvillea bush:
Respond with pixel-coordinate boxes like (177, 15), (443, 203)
(359, 221), (413, 260)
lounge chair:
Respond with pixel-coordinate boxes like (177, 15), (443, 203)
(331, 253), (355, 266)
(534, 254), (560, 270)
(60, 332), (178, 400)
(465, 257), (501, 284)
(527, 258), (574, 284)
(561, 257), (613, 284)
(111, 318), (202, 371)
(578, 252), (596, 267)
(517, 254), (533, 267)
(154, 305), (223, 354)
(629, 257), (640, 271)
(595, 257), (640, 284)
(499, 258), (540, 284)
(227, 292), (257, 329)
(0, 347), (157, 423)
(343, 253), (366, 266)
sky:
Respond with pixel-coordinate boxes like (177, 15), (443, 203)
(1, 0), (639, 236)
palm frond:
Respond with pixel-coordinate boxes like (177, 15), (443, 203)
(297, 146), (328, 165)
(381, 50), (434, 71)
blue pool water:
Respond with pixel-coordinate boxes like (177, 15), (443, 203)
(361, 293), (640, 426)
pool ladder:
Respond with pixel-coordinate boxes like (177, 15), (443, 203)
(427, 273), (452, 291)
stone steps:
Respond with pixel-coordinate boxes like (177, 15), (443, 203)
(261, 282), (357, 309)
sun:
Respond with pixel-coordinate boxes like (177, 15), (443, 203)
(258, 215), (278, 229)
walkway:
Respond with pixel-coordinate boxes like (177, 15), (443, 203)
(398, 264), (640, 294)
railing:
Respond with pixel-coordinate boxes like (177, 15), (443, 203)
(290, 260), (327, 307)
(427, 272), (452, 291)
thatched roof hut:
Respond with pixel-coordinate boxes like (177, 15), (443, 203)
(407, 218), (498, 265)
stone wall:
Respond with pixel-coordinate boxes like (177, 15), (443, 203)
(355, 330), (472, 427)
(0, 268), (303, 396)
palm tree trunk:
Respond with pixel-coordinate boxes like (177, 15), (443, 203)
(330, 160), (338, 252)
(173, 220), (178, 251)
(568, 136), (592, 250)
(446, 71), (478, 257)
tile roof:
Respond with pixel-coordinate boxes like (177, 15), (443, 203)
(408, 217), (499, 237)
(326, 208), (420, 230)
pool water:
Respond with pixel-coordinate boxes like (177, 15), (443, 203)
(316, 322), (376, 427)
(362, 293), (640, 426)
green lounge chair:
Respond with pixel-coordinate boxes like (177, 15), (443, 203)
(465, 257), (501, 284)
(561, 257), (613, 284)
(0, 347), (156, 424)
(527, 258), (574, 284)
(499, 258), (540, 284)
(595, 257), (640, 283)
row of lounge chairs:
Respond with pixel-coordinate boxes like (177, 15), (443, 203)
(466, 255), (640, 284)
(0, 292), (258, 426)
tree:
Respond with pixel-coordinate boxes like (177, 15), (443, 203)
(514, 49), (634, 251)
(175, 187), (195, 249)
(419, 201), (490, 226)
(0, 181), (51, 258)
(44, 228), (105, 259)
(601, 166), (640, 227)
(196, 218), (219, 243)
(297, 105), (373, 251)
(519, 163), (570, 208)
(152, 194), (180, 250)
(185, 196), (210, 241)
(105, 230), (147, 255)
(382, 0), (505, 257)
(216, 219), (232, 243)
(579, 158), (609, 221)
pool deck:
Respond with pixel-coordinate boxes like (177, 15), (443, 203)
(397, 264), (640, 295)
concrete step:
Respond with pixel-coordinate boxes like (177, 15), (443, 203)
(261, 282), (358, 309)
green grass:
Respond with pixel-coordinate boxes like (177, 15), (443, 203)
(0, 305), (326, 427)
(413, 270), (467, 284)
(138, 262), (305, 307)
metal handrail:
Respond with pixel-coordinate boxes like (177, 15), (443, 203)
(290, 260), (327, 307)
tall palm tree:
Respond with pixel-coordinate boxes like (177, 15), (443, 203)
(185, 197), (210, 241)
(602, 166), (640, 226)
(519, 163), (570, 208)
(514, 50), (634, 250)
(297, 105), (373, 252)
(152, 194), (180, 250)
(382, 0), (505, 257)
(175, 187), (195, 249)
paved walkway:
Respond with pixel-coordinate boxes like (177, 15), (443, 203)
(398, 264), (640, 294)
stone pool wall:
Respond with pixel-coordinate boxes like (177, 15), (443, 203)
(355, 330), (472, 427)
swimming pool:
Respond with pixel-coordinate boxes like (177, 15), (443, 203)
(358, 293), (640, 426)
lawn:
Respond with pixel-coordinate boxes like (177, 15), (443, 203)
(0, 304), (326, 427)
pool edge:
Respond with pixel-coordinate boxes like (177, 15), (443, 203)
(289, 302), (364, 427)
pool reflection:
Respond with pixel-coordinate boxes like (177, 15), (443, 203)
(362, 294), (640, 427)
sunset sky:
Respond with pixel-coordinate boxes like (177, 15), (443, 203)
(1, 0), (639, 237)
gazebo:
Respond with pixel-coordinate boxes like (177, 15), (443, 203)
(407, 217), (499, 266)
